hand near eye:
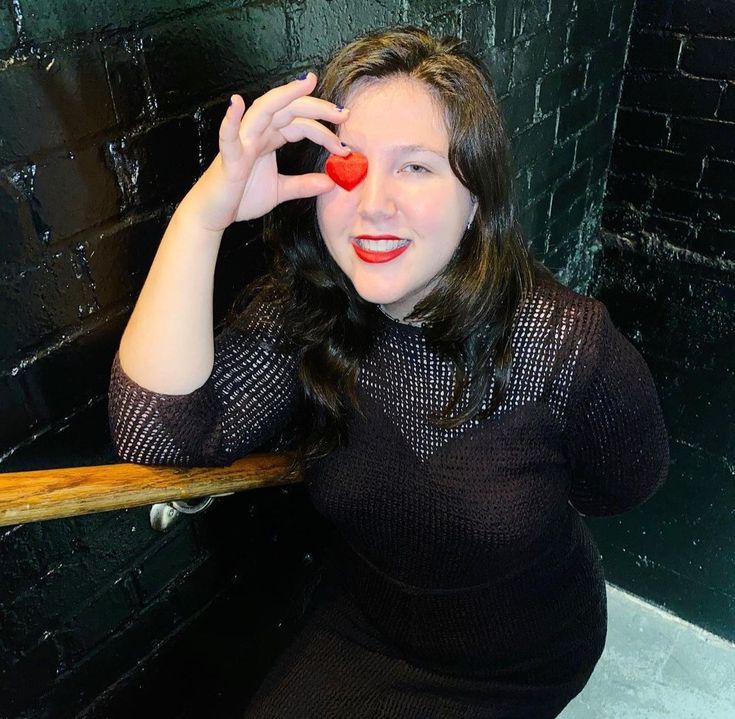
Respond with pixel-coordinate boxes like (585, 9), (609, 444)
(178, 72), (350, 233)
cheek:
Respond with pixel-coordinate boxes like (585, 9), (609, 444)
(317, 197), (353, 266)
(404, 186), (456, 229)
(317, 192), (349, 236)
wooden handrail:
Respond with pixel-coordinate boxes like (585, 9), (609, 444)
(0, 452), (300, 527)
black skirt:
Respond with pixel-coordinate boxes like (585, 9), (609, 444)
(243, 549), (607, 719)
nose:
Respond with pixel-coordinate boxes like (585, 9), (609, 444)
(356, 166), (397, 222)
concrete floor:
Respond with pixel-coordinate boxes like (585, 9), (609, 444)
(559, 583), (735, 718)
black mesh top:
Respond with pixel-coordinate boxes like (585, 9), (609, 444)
(108, 277), (670, 717)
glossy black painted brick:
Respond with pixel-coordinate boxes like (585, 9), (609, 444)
(669, 118), (735, 162)
(611, 143), (703, 186)
(509, 113), (556, 168)
(636, 0), (735, 35)
(550, 161), (592, 218)
(33, 145), (122, 246)
(615, 107), (669, 147)
(0, 249), (91, 361)
(621, 71), (721, 116)
(567, 0), (614, 55)
(576, 111), (616, 165)
(142, 6), (290, 116)
(0, 45), (116, 164)
(17, 319), (122, 423)
(528, 140), (575, 198)
(133, 523), (202, 603)
(718, 84), (735, 122)
(0, 3), (15, 53)
(0, 170), (41, 264)
(627, 30), (682, 71)
(84, 214), (166, 310)
(558, 87), (600, 143)
(537, 61), (586, 113)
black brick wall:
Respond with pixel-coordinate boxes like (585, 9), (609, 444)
(589, 0), (734, 642)
(604, 0), (735, 259)
(4, 0), (726, 716)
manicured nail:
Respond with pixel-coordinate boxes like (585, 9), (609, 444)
(228, 97), (233, 106)
(335, 103), (345, 111)
(340, 141), (349, 147)
(296, 71), (309, 80)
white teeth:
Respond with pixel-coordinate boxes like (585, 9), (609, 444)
(355, 238), (410, 252)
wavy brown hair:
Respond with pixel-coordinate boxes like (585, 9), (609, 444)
(228, 25), (560, 479)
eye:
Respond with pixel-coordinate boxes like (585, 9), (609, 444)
(402, 163), (430, 174)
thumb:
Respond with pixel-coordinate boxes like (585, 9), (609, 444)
(279, 173), (336, 202)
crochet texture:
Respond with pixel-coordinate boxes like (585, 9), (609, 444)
(108, 278), (669, 718)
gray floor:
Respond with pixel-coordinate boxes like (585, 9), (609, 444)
(559, 583), (735, 718)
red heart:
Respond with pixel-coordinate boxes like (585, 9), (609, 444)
(325, 151), (368, 191)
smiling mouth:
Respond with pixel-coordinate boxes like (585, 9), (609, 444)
(351, 238), (411, 263)
(353, 237), (411, 251)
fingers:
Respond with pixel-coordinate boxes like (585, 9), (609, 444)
(279, 118), (350, 156)
(219, 94), (247, 165)
(259, 71), (319, 114)
(218, 75), (350, 178)
(245, 72), (322, 137)
(271, 95), (349, 132)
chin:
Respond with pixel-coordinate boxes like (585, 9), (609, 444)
(350, 279), (407, 307)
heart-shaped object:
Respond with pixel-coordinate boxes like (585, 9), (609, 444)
(325, 151), (368, 191)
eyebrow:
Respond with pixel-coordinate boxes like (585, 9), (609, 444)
(393, 144), (445, 157)
(344, 142), (446, 159)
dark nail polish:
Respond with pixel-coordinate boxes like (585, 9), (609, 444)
(336, 103), (344, 111)
(228, 98), (233, 106)
(297, 71), (309, 80)
(340, 142), (349, 147)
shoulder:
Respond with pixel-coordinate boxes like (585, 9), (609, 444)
(516, 275), (609, 351)
(531, 283), (652, 412)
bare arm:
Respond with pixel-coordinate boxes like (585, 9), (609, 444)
(117, 207), (222, 394)
(116, 72), (349, 394)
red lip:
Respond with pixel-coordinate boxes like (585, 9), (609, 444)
(351, 239), (410, 263)
(355, 234), (401, 240)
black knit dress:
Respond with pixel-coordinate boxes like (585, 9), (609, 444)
(108, 278), (669, 718)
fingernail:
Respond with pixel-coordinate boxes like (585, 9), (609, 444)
(340, 141), (349, 147)
(335, 103), (345, 111)
(296, 71), (309, 80)
(228, 97), (233, 106)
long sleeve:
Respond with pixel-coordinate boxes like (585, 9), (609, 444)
(564, 299), (670, 516)
(108, 300), (300, 467)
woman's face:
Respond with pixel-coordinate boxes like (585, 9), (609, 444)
(316, 76), (477, 322)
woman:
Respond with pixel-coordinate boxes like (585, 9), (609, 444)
(108, 26), (669, 718)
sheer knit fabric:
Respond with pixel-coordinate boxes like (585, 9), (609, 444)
(108, 279), (669, 718)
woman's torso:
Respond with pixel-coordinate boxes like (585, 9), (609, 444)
(303, 284), (608, 677)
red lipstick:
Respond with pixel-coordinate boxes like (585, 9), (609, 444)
(352, 235), (410, 264)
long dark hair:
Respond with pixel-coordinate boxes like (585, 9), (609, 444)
(228, 26), (560, 479)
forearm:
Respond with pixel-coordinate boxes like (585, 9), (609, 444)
(118, 200), (223, 394)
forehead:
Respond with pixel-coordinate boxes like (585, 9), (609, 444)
(340, 76), (449, 152)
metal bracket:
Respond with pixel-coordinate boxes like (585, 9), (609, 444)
(149, 492), (235, 531)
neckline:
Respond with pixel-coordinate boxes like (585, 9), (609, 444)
(376, 306), (426, 335)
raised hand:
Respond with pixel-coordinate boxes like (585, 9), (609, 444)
(180, 72), (350, 233)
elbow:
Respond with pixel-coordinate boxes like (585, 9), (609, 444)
(110, 431), (167, 466)
(108, 414), (179, 467)
(570, 453), (670, 517)
(109, 422), (229, 468)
